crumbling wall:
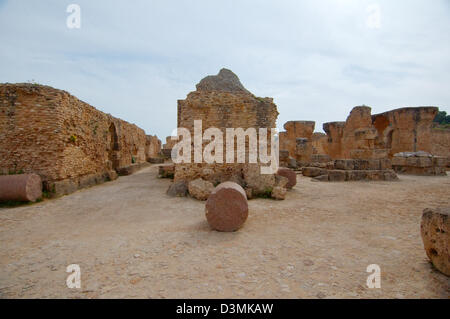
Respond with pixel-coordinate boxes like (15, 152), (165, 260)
(372, 107), (438, 157)
(430, 129), (450, 164)
(0, 83), (150, 194)
(174, 69), (279, 195)
(320, 106), (438, 160)
(146, 135), (161, 160)
(279, 121), (315, 163)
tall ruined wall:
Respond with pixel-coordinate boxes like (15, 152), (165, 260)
(0, 84), (62, 180)
(174, 69), (279, 190)
(431, 128), (450, 160)
(279, 121), (315, 163)
(0, 83), (148, 186)
(372, 107), (438, 157)
(146, 135), (161, 159)
(311, 132), (327, 155)
(321, 106), (439, 160)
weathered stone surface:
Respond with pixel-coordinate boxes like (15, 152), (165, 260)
(0, 174), (42, 202)
(174, 69), (279, 188)
(276, 167), (297, 189)
(0, 83), (156, 193)
(243, 164), (276, 196)
(328, 170), (346, 182)
(145, 135), (161, 160)
(196, 68), (250, 94)
(107, 170), (118, 181)
(116, 162), (150, 176)
(302, 167), (327, 178)
(345, 170), (368, 181)
(275, 175), (289, 189)
(166, 181), (188, 197)
(334, 159), (355, 170)
(271, 186), (287, 200)
(148, 157), (164, 164)
(158, 164), (174, 179)
(421, 207), (450, 276)
(205, 182), (248, 232)
(279, 121), (315, 163)
(288, 157), (298, 170)
(188, 178), (214, 201)
(306, 106), (450, 164)
(310, 154), (331, 163)
(392, 152), (447, 176)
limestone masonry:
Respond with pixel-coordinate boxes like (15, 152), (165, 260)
(280, 105), (450, 169)
(0, 83), (161, 196)
(174, 69), (280, 198)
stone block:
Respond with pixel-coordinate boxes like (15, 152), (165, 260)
(421, 207), (450, 276)
(302, 167), (327, 178)
(328, 170), (346, 182)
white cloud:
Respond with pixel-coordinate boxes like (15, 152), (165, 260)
(366, 4), (381, 29)
(0, 0), (449, 137)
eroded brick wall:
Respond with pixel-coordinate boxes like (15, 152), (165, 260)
(0, 83), (149, 188)
(320, 106), (439, 160)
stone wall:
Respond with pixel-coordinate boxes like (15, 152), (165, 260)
(173, 69), (279, 196)
(281, 106), (446, 165)
(0, 83), (151, 194)
(320, 106), (440, 160)
(146, 135), (161, 160)
(392, 151), (447, 176)
(279, 121), (315, 163)
(430, 128), (450, 165)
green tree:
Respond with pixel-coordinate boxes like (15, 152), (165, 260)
(434, 111), (450, 124)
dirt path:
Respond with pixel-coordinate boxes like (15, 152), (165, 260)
(0, 166), (449, 298)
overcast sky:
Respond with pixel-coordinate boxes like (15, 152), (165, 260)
(0, 0), (449, 139)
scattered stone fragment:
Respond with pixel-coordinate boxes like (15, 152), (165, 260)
(205, 182), (248, 232)
(421, 207), (449, 276)
(276, 167), (297, 189)
(158, 164), (174, 179)
(275, 175), (289, 189)
(302, 167), (327, 178)
(166, 181), (188, 197)
(271, 186), (287, 200)
(188, 178), (214, 201)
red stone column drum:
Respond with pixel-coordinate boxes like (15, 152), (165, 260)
(0, 174), (42, 202)
(276, 167), (297, 189)
(205, 182), (249, 232)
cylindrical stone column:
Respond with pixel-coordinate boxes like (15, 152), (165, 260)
(0, 174), (43, 202)
(205, 182), (248, 232)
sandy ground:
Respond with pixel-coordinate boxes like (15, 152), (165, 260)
(0, 165), (449, 299)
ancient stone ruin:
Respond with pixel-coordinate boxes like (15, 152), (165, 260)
(0, 83), (161, 196)
(302, 159), (398, 182)
(392, 151), (447, 176)
(279, 105), (450, 177)
(170, 68), (288, 200)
